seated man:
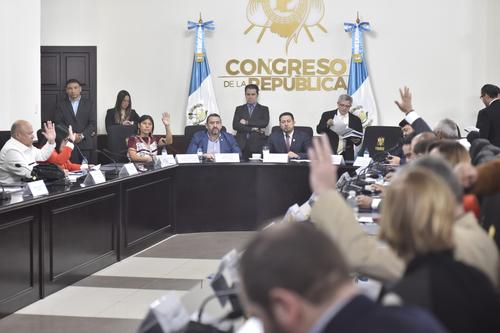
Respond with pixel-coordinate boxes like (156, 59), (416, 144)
(0, 120), (56, 184)
(239, 222), (447, 333)
(186, 113), (241, 161)
(267, 112), (311, 159)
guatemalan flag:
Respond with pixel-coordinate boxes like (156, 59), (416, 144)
(186, 19), (219, 126)
(344, 18), (378, 127)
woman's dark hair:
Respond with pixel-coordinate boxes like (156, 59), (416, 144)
(137, 115), (154, 135)
(114, 90), (132, 124)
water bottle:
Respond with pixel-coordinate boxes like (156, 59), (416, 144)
(161, 147), (168, 155)
(363, 149), (370, 158)
(196, 148), (203, 162)
(346, 190), (359, 214)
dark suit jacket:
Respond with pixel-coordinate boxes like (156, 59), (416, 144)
(186, 130), (241, 155)
(54, 97), (96, 150)
(322, 295), (446, 333)
(316, 110), (363, 162)
(267, 129), (311, 159)
(476, 99), (500, 147)
(386, 251), (500, 333)
(232, 103), (269, 152)
(105, 108), (140, 134)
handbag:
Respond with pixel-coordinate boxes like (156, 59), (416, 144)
(31, 164), (65, 181)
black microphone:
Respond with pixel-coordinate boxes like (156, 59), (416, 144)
(71, 142), (88, 164)
(14, 163), (36, 181)
(96, 149), (119, 175)
(0, 183), (11, 201)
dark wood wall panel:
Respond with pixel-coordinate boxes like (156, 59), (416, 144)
(0, 207), (39, 317)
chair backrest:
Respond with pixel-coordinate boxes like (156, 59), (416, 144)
(358, 126), (402, 157)
(0, 131), (10, 151)
(271, 126), (313, 138)
(107, 125), (137, 162)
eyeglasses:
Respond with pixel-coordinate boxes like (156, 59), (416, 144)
(480, 95), (485, 99)
(338, 103), (352, 108)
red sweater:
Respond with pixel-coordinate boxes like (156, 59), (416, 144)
(46, 144), (81, 171)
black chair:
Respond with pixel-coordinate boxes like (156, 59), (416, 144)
(358, 126), (402, 158)
(107, 125), (136, 162)
(0, 131), (10, 150)
(271, 126), (313, 138)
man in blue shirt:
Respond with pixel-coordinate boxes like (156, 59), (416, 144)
(187, 113), (241, 161)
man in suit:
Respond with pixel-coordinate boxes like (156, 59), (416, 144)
(267, 112), (311, 159)
(54, 79), (96, 163)
(186, 113), (241, 161)
(476, 84), (500, 147)
(232, 84), (269, 160)
(395, 86), (432, 137)
(239, 222), (447, 333)
(316, 94), (362, 162)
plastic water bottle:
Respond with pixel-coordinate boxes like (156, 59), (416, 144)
(363, 149), (370, 158)
(161, 147), (168, 155)
(197, 148), (203, 162)
(346, 190), (358, 214)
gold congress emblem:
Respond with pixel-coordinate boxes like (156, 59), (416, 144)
(375, 137), (385, 151)
(245, 0), (327, 54)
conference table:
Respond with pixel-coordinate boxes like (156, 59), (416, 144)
(0, 162), (355, 318)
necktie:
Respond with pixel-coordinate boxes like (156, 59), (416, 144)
(285, 134), (291, 152)
(248, 104), (254, 118)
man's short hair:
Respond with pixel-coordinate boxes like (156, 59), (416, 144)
(481, 84), (500, 99)
(10, 122), (20, 136)
(279, 112), (294, 122)
(239, 223), (350, 313)
(66, 78), (81, 87)
(434, 118), (460, 139)
(245, 84), (259, 95)
(206, 113), (221, 123)
(337, 94), (353, 104)
(402, 131), (417, 145)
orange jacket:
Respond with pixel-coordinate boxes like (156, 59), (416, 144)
(46, 145), (81, 171)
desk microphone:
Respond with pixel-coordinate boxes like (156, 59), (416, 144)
(14, 163), (36, 181)
(96, 149), (120, 175)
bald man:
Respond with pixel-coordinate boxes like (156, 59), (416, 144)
(0, 120), (56, 184)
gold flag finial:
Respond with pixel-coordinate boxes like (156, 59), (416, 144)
(199, 13), (203, 24)
(356, 11), (360, 24)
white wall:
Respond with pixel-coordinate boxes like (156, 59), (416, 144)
(0, 0), (40, 130)
(40, 0), (500, 135)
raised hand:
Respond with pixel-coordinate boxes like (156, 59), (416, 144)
(67, 125), (76, 142)
(308, 134), (338, 195)
(394, 86), (414, 114)
(161, 112), (171, 127)
(42, 121), (56, 144)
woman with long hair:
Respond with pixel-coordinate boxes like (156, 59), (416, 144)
(105, 90), (140, 133)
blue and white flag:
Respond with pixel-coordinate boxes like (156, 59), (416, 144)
(186, 19), (219, 126)
(344, 18), (378, 127)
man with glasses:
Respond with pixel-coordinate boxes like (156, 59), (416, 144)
(316, 94), (363, 162)
(476, 84), (500, 147)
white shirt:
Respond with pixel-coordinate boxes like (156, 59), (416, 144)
(0, 137), (55, 184)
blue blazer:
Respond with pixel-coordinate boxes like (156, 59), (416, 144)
(186, 130), (241, 155)
(267, 129), (311, 159)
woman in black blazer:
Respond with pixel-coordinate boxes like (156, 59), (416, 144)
(105, 90), (140, 133)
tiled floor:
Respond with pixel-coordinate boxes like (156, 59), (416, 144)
(0, 232), (255, 333)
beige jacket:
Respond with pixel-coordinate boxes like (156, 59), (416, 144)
(310, 190), (499, 287)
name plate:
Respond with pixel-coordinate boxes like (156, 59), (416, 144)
(82, 170), (106, 186)
(23, 180), (49, 197)
(176, 154), (200, 164)
(263, 153), (289, 163)
(331, 154), (345, 165)
(119, 163), (138, 177)
(156, 154), (177, 168)
(214, 153), (240, 163)
(353, 156), (372, 167)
